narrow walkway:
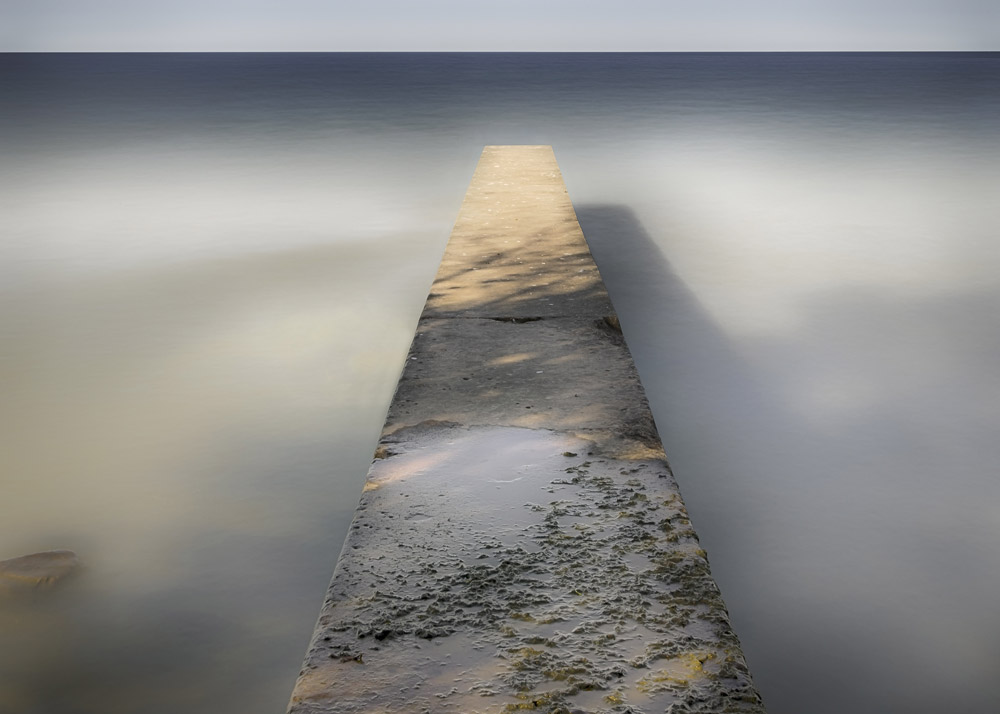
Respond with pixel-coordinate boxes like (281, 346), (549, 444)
(287, 146), (764, 714)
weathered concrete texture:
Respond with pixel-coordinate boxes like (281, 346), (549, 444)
(387, 317), (662, 461)
(288, 146), (764, 714)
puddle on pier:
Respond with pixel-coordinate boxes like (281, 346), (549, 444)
(290, 425), (763, 713)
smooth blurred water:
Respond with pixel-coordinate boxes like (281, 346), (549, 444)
(1, 53), (998, 714)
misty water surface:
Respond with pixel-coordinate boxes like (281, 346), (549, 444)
(1, 53), (998, 714)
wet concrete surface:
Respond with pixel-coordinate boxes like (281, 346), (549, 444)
(288, 146), (764, 713)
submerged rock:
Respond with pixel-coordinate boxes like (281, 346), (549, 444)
(0, 550), (80, 593)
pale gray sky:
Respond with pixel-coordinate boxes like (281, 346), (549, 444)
(1, 0), (997, 51)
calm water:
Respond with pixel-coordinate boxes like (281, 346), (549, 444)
(1, 53), (998, 714)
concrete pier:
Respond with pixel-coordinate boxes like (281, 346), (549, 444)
(288, 146), (764, 713)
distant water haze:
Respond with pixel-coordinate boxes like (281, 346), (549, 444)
(1, 53), (998, 714)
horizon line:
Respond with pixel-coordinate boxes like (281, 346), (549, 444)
(3, 49), (997, 54)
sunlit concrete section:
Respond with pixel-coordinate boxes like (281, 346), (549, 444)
(288, 146), (764, 713)
(423, 146), (614, 320)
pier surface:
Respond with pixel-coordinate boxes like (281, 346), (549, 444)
(288, 146), (764, 713)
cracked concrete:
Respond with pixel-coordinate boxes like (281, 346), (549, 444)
(287, 146), (764, 714)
